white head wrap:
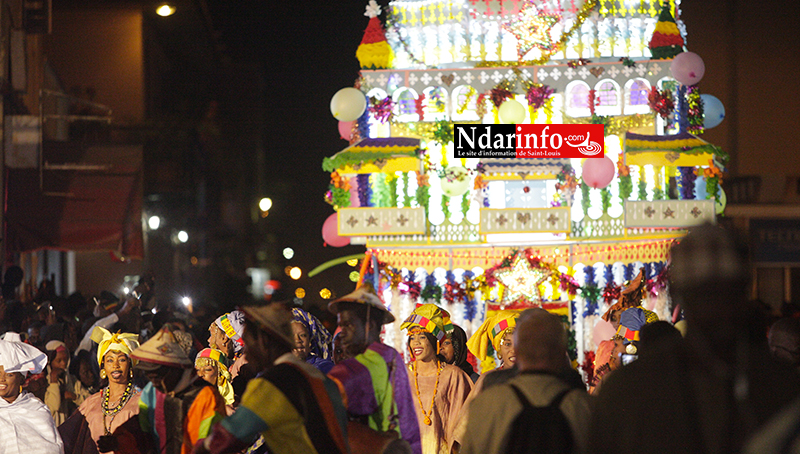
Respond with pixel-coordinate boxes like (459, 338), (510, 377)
(0, 338), (48, 376)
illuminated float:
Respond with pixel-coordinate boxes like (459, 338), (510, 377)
(320, 0), (726, 378)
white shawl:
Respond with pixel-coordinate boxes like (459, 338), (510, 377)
(0, 391), (64, 454)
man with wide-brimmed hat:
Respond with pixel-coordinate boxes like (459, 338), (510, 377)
(132, 324), (226, 454)
(327, 284), (421, 454)
(194, 283), (349, 454)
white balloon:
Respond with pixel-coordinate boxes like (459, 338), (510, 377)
(498, 99), (526, 124)
(330, 87), (367, 122)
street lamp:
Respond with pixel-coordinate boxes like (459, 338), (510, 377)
(148, 215), (161, 230)
(259, 197), (272, 211)
(177, 230), (189, 243)
(156, 4), (175, 16)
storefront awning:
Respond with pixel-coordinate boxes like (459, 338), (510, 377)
(6, 142), (143, 258)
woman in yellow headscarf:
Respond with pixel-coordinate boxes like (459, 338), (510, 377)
(452, 309), (521, 451)
(402, 304), (473, 454)
(59, 327), (152, 454)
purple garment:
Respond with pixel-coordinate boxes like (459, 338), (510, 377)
(306, 354), (334, 375)
(328, 342), (422, 454)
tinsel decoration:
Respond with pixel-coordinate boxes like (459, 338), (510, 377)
(617, 160), (632, 200)
(462, 270), (478, 321)
(562, 113), (655, 137)
(388, 174), (398, 207)
(432, 120), (453, 145)
(567, 58), (590, 68)
(556, 164), (578, 206)
(600, 188), (612, 214)
(580, 180), (591, 216)
(637, 179), (648, 201)
(444, 271), (464, 304)
(369, 95), (395, 123)
(421, 273), (442, 301)
(677, 85), (689, 133)
(588, 89), (598, 116)
(526, 83), (555, 111)
(456, 86), (477, 115)
(356, 106), (370, 141)
(490, 87), (513, 108)
(602, 282), (621, 305)
(619, 57), (635, 67)
(415, 94), (426, 122)
(400, 271), (421, 300)
(399, 172), (409, 207)
(476, 93), (489, 117)
(357, 174), (372, 207)
(416, 171), (430, 215)
(581, 264), (600, 317)
(603, 263), (614, 286)
(372, 173), (391, 207)
(678, 166), (697, 199)
(442, 193), (450, 220)
(648, 87), (675, 120)
(623, 263), (635, 282)
(685, 85), (704, 134)
(559, 274), (580, 297)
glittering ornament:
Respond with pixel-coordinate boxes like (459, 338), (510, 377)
(648, 87), (675, 120)
(525, 83), (555, 111)
(495, 253), (551, 305)
(504, 4), (561, 60)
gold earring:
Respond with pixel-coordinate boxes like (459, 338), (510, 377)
(100, 369), (107, 379)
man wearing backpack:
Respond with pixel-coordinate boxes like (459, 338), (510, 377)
(459, 308), (592, 454)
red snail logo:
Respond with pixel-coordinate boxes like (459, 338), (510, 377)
(566, 132), (602, 156)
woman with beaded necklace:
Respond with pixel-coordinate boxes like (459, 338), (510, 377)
(59, 327), (151, 454)
(401, 304), (472, 454)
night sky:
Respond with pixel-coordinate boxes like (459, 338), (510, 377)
(213, 1), (376, 307)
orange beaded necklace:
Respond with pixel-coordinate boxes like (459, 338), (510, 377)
(413, 360), (441, 426)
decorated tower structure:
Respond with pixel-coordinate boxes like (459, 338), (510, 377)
(321, 0), (727, 378)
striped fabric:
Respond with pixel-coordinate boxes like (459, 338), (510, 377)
(328, 342), (422, 454)
(0, 391), (63, 454)
(210, 354), (348, 454)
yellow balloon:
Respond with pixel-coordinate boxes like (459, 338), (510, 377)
(498, 99), (526, 124)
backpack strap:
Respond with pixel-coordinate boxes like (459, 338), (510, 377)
(509, 383), (572, 409)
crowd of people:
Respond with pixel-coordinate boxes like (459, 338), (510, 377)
(0, 223), (799, 454)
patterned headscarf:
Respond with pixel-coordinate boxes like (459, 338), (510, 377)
(401, 304), (453, 343)
(214, 311), (246, 353)
(291, 308), (333, 360)
(91, 326), (140, 367)
(195, 348), (234, 405)
(467, 310), (520, 373)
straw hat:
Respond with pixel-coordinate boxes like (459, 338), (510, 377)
(328, 284), (395, 324)
(240, 303), (294, 349)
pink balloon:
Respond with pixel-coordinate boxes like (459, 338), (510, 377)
(582, 157), (615, 189)
(338, 121), (354, 140)
(670, 52), (705, 86)
(592, 320), (617, 347)
(322, 213), (350, 247)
